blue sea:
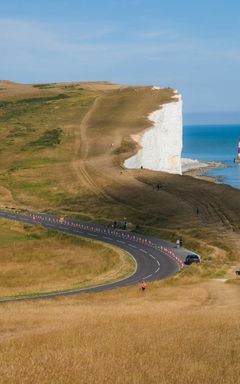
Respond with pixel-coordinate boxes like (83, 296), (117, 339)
(182, 124), (240, 189)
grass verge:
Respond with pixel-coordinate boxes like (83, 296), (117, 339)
(0, 218), (135, 298)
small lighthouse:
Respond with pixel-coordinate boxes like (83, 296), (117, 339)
(234, 137), (240, 163)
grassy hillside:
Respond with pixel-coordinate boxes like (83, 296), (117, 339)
(0, 218), (135, 298)
(0, 82), (174, 214)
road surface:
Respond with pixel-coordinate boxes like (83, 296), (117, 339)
(0, 210), (190, 303)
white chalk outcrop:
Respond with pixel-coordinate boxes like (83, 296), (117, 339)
(124, 91), (183, 174)
(181, 158), (209, 172)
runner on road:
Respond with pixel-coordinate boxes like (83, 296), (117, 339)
(140, 280), (147, 291)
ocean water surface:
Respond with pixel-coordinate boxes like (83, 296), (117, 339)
(182, 124), (240, 189)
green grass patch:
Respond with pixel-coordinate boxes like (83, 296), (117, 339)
(13, 181), (50, 191)
(0, 94), (69, 122)
(23, 128), (63, 150)
(32, 83), (56, 89)
(18, 94), (69, 103)
(0, 94), (69, 107)
(7, 157), (62, 172)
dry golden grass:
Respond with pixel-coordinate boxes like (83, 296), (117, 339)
(0, 280), (240, 384)
(0, 218), (135, 297)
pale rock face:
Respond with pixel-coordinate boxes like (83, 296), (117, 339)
(124, 92), (183, 174)
(181, 158), (208, 172)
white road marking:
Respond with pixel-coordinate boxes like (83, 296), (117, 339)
(103, 236), (112, 240)
(140, 249), (147, 254)
(143, 274), (152, 279)
(155, 267), (160, 273)
(129, 244), (137, 249)
(117, 240), (125, 244)
(157, 261), (160, 266)
(149, 254), (156, 260)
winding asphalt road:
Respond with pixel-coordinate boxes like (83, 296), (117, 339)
(0, 210), (190, 303)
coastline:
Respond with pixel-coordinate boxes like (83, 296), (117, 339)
(182, 158), (225, 182)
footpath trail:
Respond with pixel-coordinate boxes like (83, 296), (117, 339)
(202, 279), (240, 309)
(0, 210), (190, 303)
(71, 96), (114, 201)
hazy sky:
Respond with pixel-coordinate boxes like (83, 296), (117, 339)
(1, 0), (240, 121)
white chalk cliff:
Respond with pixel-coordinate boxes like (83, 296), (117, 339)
(124, 91), (183, 175)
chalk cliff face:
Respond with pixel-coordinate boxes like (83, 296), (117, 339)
(124, 92), (183, 175)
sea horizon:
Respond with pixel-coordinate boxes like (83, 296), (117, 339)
(183, 111), (240, 126)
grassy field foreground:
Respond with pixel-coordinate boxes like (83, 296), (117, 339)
(0, 218), (135, 297)
(1, 280), (240, 384)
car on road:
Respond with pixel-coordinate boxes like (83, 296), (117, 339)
(184, 254), (201, 265)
